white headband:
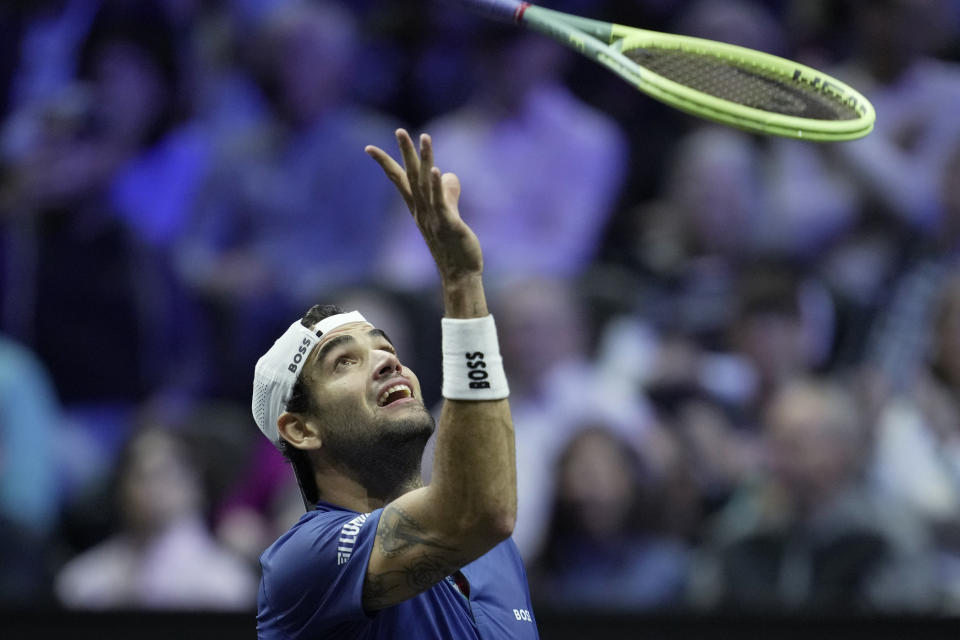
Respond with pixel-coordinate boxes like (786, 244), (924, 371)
(252, 311), (367, 445)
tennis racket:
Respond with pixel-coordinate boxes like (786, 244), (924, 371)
(448, 0), (875, 141)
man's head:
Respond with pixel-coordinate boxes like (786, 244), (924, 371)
(253, 305), (435, 507)
(763, 377), (866, 513)
(254, 1), (358, 125)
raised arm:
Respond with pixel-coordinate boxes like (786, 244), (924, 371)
(360, 130), (517, 610)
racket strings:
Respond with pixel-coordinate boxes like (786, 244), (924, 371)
(623, 48), (860, 121)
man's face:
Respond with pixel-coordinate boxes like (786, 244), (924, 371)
(300, 321), (435, 485)
(765, 387), (850, 509)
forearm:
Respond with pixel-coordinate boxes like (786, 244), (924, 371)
(430, 276), (517, 540)
(432, 397), (516, 533)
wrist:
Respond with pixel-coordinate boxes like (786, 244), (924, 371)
(442, 272), (488, 318)
(441, 315), (509, 401)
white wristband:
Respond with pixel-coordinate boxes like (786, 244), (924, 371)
(441, 315), (510, 400)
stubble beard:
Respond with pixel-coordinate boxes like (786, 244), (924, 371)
(321, 403), (436, 502)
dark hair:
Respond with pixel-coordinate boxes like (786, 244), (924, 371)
(282, 304), (345, 508)
(532, 426), (651, 578)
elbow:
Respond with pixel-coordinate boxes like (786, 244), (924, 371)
(455, 506), (515, 547)
(479, 506), (516, 543)
(493, 510), (516, 540)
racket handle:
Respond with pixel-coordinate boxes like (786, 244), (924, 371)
(446, 0), (528, 23)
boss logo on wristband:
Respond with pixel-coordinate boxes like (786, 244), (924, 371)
(466, 352), (490, 389)
(442, 316), (509, 400)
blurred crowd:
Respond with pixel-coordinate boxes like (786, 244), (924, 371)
(2, 0), (960, 616)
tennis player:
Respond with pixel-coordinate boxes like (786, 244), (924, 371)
(253, 129), (538, 639)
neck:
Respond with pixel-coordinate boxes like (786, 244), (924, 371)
(313, 458), (424, 513)
(307, 412), (435, 512)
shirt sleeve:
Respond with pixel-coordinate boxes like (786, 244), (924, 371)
(258, 508), (383, 638)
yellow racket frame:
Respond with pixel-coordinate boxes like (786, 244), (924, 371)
(523, 5), (875, 141)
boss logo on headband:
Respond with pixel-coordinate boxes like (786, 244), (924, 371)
(288, 338), (312, 373)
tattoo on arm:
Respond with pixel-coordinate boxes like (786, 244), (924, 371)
(363, 553), (464, 609)
(376, 504), (459, 557)
(363, 505), (465, 610)
(362, 572), (399, 610)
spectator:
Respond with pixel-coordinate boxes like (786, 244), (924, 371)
(56, 424), (256, 609)
(0, 334), (62, 605)
(175, 0), (399, 397)
(0, 334), (61, 535)
(3, 0), (101, 114)
(833, 0), (960, 232)
(692, 377), (937, 612)
(378, 29), (628, 288)
(723, 262), (834, 422)
(870, 272), (960, 609)
(531, 425), (689, 610)
(0, 0), (203, 405)
(491, 276), (653, 560)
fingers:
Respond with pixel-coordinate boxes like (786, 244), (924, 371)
(419, 133), (434, 200)
(364, 144), (403, 179)
(395, 129), (423, 201)
(365, 144), (414, 211)
(394, 128), (418, 171)
(368, 129), (452, 220)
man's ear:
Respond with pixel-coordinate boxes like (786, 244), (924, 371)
(277, 412), (322, 450)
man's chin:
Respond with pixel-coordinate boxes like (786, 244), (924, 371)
(381, 406), (436, 440)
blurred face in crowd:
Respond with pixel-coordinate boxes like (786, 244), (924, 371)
(668, 130), (756, 257)
(266, 4), (356, 125)
(764, 381), (861, 511)
(557, 429), (638, 539)
(497, 278), (586, 395)
(297, 322), (435, 496)
(91, 40), (168, 145)
(121, 429), (201, 537)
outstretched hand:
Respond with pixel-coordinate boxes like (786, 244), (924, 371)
(366, 129), (483, 285)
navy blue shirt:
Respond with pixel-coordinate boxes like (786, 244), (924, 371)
(257, 501), (539, 639)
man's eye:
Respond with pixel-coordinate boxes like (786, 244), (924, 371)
(335, 356), (355, 368)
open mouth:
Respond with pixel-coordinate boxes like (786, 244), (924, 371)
(378, 383), (412, 407)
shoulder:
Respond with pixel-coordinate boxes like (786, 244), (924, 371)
(258, 508), (384, 637)
(56, 537), (132, 606)
(261, 508), (381, 577)
(0, 336), (51, 387)
(258, 507), (382, 606)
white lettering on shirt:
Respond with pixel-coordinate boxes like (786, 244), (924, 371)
(336, 513), (369, 565)
(513, 608), (532, 622)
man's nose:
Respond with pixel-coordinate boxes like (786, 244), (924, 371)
(374, 351), (402, 379)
